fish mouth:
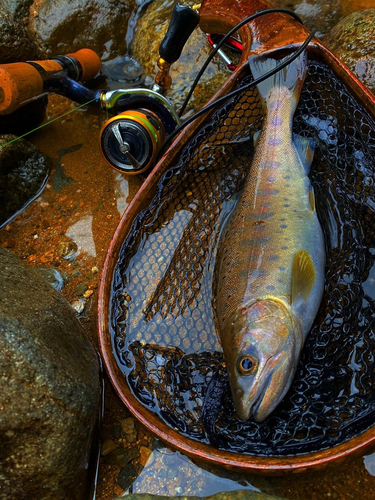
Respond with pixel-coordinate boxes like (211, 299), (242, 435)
(252, 350), (295, 423)
(234, 350), (291, 422)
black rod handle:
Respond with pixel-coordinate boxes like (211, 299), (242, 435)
(159, 4), (200, 64)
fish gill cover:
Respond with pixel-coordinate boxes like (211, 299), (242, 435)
(109, 61), (375, 456)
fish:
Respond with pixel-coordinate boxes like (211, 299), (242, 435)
(215, 51), (326, 423)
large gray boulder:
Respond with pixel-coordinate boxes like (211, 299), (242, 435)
(27, 0), (136, 60)
(0, 248), (101, 500)
(0, 6), (41, 62)
(0, 135), (50, 228)
(324, 9), (375, 95)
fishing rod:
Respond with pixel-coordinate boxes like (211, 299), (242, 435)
(0, 4), (313, 175)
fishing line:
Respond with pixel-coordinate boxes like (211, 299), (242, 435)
(0, 97), (97, 150)
(157, 29), (316, 161)
(178, 7), (305, 117)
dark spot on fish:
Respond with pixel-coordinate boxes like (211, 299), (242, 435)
(267, 137), (283, 147)
(285, 238), (290, 241)
(279, 266), (286, 271)
(268, 255), (280, 261)
(272, 116), (283, 126)
(270, 100), (283, 109)
(281, 246), (288, 250)
(266, 285), (276, 291)
(284, 198), (289, 201)
(261, 202), (271, 208)
(264, 161), (281, 169)
(284, 175), (290, 180)
(259, 189), (279, 196)
(267, 176), (276, 182)
(280, 224), (288, 228)
(251, 269), (267, 278)
(284, 204), (290, 207)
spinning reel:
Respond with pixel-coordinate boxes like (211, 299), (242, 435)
(0, 4), (308, 174)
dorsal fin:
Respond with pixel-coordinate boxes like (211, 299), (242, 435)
(291, 250), (316, 305)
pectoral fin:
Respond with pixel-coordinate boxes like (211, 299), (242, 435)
(309, 185), (316, 212)
(291, 250), (316, 306)
(293, 134), (315, 173)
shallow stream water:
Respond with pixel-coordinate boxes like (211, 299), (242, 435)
(1, 0), (375, 498)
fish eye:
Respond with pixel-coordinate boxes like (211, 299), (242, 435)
(237, 355), (257, 375)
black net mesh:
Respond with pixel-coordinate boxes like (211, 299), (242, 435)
(109, 60), (375, 456)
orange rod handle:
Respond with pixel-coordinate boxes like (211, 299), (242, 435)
(0, 48), (101, 115)
(66, 48), (101, 82)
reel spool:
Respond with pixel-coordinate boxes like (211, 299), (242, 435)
(100, 109), (166, 175)
(99, 89), (180, 174)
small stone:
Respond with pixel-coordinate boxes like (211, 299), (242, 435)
(111, 425), (122, 439)
(34, 268), (68, 291)
(101, 439), (118, 457)
(71, 299), (85, 315)
(121, 417), (138, 443)
(139, 446), (153, 467)
(104, 446), (140, 466)
(72, 269), (81, 278)
(83, 289), (94, 298)
(117, 463), (137, 490)
(121, 417), (135, 435)
(75, 283), (88, 296)
(58, 241), (78, 261)
(91, 266), (99, 274)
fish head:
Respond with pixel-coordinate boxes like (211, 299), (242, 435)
(226, 299), (303, 423)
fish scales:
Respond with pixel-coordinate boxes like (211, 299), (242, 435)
(215, 52), (326, 423)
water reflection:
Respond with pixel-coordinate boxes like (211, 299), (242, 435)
(131, 445), (260, 497)
(114, 173), (130, 216)
(66, 215), (96, 257)
(364, 452), (375, 476)
(362, 262), (375, 299)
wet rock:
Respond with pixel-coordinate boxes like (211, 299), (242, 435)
(270, 0), (343, 37)
(1, 0), (33, 17)
(139, 445), (153, 467)
(118, 463), (138, 490)
(121, 416), (138, 443)
(0, 6), (41, 62)
(101, 439), (119, 456)
(27, 0), (136, 61)
(113, 491), (286, 500)
(0, 247), (101, 499)
(34, 266), (70, 290)
(71, 299), (86, 315)
(76, 282), (88, 296)
(132, 0), (229, 115)
(0, 134), (50, 228)
(324, 9), (375, 94)
(58, 240), (78, 260)
(104, 446), (140, 465)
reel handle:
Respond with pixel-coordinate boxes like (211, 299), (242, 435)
(159, 3), (200, 64)
(0, 48), (101, 115)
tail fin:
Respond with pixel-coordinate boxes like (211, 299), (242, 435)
(249, 51), (307, 112)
